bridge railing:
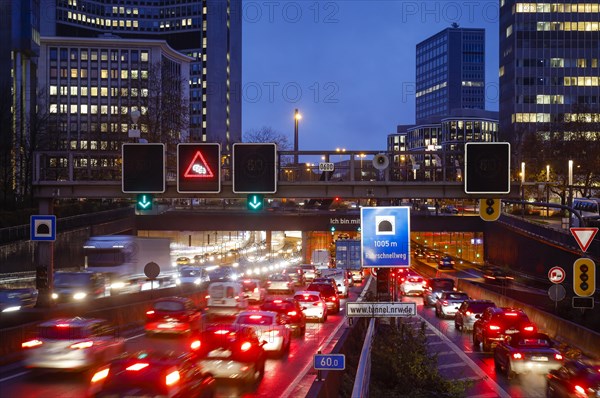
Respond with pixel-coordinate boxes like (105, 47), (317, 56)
(351, 317), (376, 398)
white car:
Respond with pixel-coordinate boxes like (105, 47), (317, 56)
(400, 275), (425, 296)
(265, 274), (294, 294)
(294, 291), (327, 322)
(233, 311), (291, 356)
(176, 266), (209, 286)
(300, 265), (317, 282)
(22, 317), (125, 370)
(435, 291), (470, 319)
(241, 279), (267, 303)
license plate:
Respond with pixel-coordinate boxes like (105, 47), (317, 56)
(531, 356), (548, 361)
(208, 349), (231, 358)
(505, 329), (519, 334)
(158, 323), (174, 329)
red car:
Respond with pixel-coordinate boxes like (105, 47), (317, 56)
(473, 307), (536, 352)
(260, 298), (307, 336)
(145, 297), (202, 336)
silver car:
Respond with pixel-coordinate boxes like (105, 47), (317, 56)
(266, 274), (294, 294)
(454, 299), (496, 331)
(435, 291), (470, 318)
(22, 317), (125, 371)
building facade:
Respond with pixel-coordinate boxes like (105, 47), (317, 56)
(416, 26), (485, 124)
(499, 1), (600, 142)
(40, 0), (242, 151)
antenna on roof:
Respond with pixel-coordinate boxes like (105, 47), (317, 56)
(451, 22), (459, 28)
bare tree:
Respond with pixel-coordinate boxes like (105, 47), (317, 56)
(243, 126), (290, 149)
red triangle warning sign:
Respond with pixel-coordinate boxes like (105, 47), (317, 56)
(183, 151), (215, 178)
(570, 227), (598, 252)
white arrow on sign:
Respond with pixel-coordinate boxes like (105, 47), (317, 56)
(570, 227), (598, 252)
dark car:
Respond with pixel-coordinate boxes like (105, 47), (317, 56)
(306, 282), (340, 314)
(413, 248), (426, 259)
(546, 359), (600, 398)
(422, 278), (456, 307)
(0, 288), (38, 312)
(473, 307), (537, 352)
(426, 252), (441, 263)
(282, 267), (305, 286)
(493, 332), (563, 379)
(191, 324), (267, 385)
(441, 205), (459, 214)
(207, 266), (234, 282)
(312, 277), (340, 295)
(145, 297), (202, 336)
(438, 256), (455, 270)
(482, 266), (514, 285)
(454, 299), (497, 331)
(52, 271), (107, 302)
(88, 351), (215, 398)
(260, 298), (306, 335)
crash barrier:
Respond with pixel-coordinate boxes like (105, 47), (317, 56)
(350, 318), (376, 398)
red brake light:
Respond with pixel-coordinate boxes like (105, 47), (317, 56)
(489, 325), (501, 331)
(274, 300), (283, 303)
(190, 340), (201, 350)
(126, 363), (149, 371)
(165, 370), (180, 386)
(315, 302), (324, 307)
(574, 385), (586, 395)
(244, 279), (251, 283)
(91, 368), (109, 383)
(56, 323), (70, 328)
(249, 315), (262, 319)
(146, 310), (155, 315)
(22, 339), (43, 348)
(70, 341), (94, 349)
(287, 311), (297, 316)
(523, 326), (535, 332)
(214, 330), (230, 335)
(505, 312), (518, 316)
(240, 342), (252, 352)
(465, 311), (472, 316)
(512, 353), (523, 360)
(554, 353), (563, 360)
(442, 300), (449, 306)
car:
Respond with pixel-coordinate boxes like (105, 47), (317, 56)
(319, 269), (349, 298)
(422, 278), (456, 307)
(145, 297), (202, 336)
(241, 279), (267, 304)
(89, 350), (216, 398)
(441, 205), (459, 214)
(493, 332), (563, 379)
(344, 270), (355, 287)
(300, 264), (317, 282)
(426, 252), (441, 263)
(0, 287), (38, 312)
(306, 282), (340, 314)
(293, 291), (328, 323)
(282, 267), (305, 286)
(350, 270), (364, 283)
(176, 266), (209, 287)
(190, 324), (266, 385)
(399, 275), (425, 296)
(312, 277), (340, 295)
(175, 257), (191, 266)
(233, 311), (292, 356)
(207, 266), (235, 282)
(22, 317), (125, 371)
(482, 266), (515, 285)
(434, 291), (470, 318)
(51, 271), (107, 302)
(546, 359), (600, 398)
(438, 256), (455, 270)
(260, 298), (306, 335)
(413, 248), (426, 259)
(473, 307), (537, 352)
(206, 281), (249, 318)
(265, 273), (294, 294)
(454, 299), (497, 331)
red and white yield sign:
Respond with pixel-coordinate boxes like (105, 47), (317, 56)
(548, 266), (566, 284)
(570, 227), (598, 252)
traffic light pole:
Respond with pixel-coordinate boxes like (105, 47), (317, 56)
(35, 198), (55, 308)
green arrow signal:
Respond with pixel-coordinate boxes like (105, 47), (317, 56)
(247, 194), (264, 211)
(137, 194), (153, 210)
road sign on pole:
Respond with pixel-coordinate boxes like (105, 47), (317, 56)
(573, 258), (595, 297)
(360, 207), (410, 267)
(177, 143), (221, 193)
(122, 143), (165, 193)
(464, 142), (511, 195)
(479, 198), (501, 221)
(30, 215), (57, 241)
(548, 266), (566, 284)
(313, 354), (345, 370)
(570, 228), (598, 252)
(233, 143), (277, 193)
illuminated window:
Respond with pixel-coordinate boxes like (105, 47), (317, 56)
(70, 87), (78, 95)
(141, 51), (148, 62)
(81, 87), (88, 96)
(50, 86), (58, 95)
(81, 104), (88, 114)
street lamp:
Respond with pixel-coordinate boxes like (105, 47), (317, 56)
(294, 109), (301, 166)
(129, 109), (141, 141)
(568, 159), (574, 208)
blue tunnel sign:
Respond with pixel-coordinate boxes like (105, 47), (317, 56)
(360, 207), (410, 267)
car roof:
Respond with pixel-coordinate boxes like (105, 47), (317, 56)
(38, 317), (104, 327)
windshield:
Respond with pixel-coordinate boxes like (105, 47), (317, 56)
(53, 273), (94, 287)
(262, 301), (294, 311)
(431, 280), (454, 291)
(467, 302), (495, 312)
(180, 268), (202, 277)
(294, 294), (319, 302)
(38, 325), (87, 340)
(153, 300), (185, 312)
(307, 284), (335, 295)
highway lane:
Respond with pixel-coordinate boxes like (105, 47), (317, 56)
(0, 282), (364, 398)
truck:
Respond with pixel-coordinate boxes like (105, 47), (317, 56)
(311, 249), (331, 273)
(335, 239), (363, 282)
(83, 235), (172, 295)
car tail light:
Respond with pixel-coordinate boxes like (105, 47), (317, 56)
(240, 342), (252, 352)
(274, 300), (283, 303)
(22, 339), (43, 349)
(554, 353), (563, 360)
(315, 302), (324, 307)
(254, 288), (259, 293)
(91, 368), (110, 383)
(244, 279), (251, 283)
(190, 340), (201, 350)
(70, 341), (94, 349)
(126, 363), (149, 371)
(512, 353), (523, 360)
(505, 312), (518, 316)
(328, 296), (337, 302)
(288, 311), (297, 316)
(574, 385), (586, 395)
(146, 310), (155, 316)
(523, 326), (535, 332)
(465, 311), (472, 316)
(267, 281), (271, 285)
(489, 325), (501, 331)
(214, 330), (230, 335)
(165, 370), (180, 386)
(56, 323), (70, 328)
(442, 300), (449, 306)
(287, 282), (291, 286)
(205, 295), (210, 299)
(249, 315), (262, 320)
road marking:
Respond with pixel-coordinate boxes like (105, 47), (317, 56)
(418, 315), (512, 398)
(0, 371), (29, 383)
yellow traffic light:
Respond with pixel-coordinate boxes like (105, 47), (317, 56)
(479, 198), (501, 222)
(573, 258), (595, 297)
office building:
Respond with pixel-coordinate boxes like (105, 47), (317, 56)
(499, 1), (600, 142)
(416, 26), (485, 124)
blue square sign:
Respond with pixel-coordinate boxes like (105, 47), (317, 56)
(30, 215), (57, 241)
(360, 207), (410, 267)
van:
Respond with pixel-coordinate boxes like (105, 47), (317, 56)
(206, 282), (248, 318)
(52, 271), (107, 302)
(319, 269), (349, 298)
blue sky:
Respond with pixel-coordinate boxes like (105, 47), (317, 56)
(242, 0), (500, 151)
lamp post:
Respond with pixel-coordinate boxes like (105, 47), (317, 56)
(129, 109), (141, 142)
(546, 165), (551, 218)
(521, 162), (526, 216)
(568, 160), (574, 208)
(294, 109), (301, 166)
(359, 153), (366, 181)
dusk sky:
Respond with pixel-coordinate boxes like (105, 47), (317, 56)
(242, 0), (500, 151)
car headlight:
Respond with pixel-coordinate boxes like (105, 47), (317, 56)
(111, 282), (126, 289)
(73, 292), (87, 300)
(175, 278), (181, 285)
(51, 293), (58, 299)
(2, 306), (21, 312)
(194, 278), (201, 285)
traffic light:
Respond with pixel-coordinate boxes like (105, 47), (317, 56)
(479, 198), (501, 221)
(233, 143), (277, 193)
(122, 143), (165, 193)
(465, 142), (510, 195)
(573, 258), (595, 297)
(36, 266), (49, 289)
(177, 143), (221, 193)
(247, 194), (264, 211)
(136, 194), (153, 211)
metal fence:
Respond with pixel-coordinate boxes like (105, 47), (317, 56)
(351, 317), (376, 398)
